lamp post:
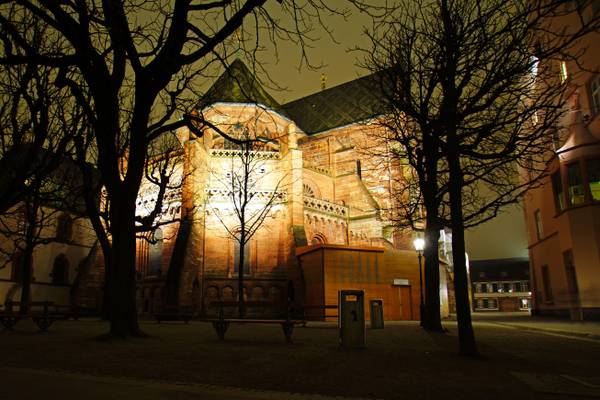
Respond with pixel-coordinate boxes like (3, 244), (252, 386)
(413, 238), (425, 327)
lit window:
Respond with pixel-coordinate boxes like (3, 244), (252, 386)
(519, 298), (529, 309)
(560, 61), (568, 83)
(534, 209), (543, 240)
(567, 163), (585, 205)
(586, 159), (600, 201)
(552, 172), (564, 212)
(589, 75), (600, 115)
(492, 283), (499, 292)
(503, 283), (511, 292)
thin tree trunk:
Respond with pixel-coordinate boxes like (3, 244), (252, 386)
(423, 219), (443, 331)
(238, 235), (246, 318)
(448, 151), (478, 356)
(19, 246), (33, 314)
(19, 196), (38, 314)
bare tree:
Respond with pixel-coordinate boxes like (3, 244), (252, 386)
(0, 12), (81, 213)
(207, 121), (286, 317)
(0, 1), (380, 337)
(365, 0), (599, 356)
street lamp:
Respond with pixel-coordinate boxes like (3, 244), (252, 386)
(413, 238), (425, 327)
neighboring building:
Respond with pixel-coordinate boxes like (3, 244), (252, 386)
(129, 60), (452, 320)
(0, 159), (98, 307)
(522, 3), (600, 320)
(470, 258), (532, 312)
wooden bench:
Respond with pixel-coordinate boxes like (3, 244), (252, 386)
(153, 306), (194, 324)
(203, 301), (305, 343)
(0, 301), (65, 331)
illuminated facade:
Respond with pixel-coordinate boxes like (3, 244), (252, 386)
(133, 60), (442, 319)
(523, 3), (600, 320)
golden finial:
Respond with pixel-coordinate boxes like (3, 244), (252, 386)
(320, 73), (327, 90)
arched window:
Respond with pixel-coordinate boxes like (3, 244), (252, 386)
(51, 254), (69, 285)
(56, 214), (73, 242)
(148, 228), (163, 276)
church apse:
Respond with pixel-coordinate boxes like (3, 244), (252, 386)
(129, 60), (418, 316)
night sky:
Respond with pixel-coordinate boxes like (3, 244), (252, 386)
(250, 5), (373, 104)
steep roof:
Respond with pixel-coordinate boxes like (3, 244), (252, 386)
(198, 60), (387, 135)
(282, 73), (386, 135)
(198, 59), (281, 111)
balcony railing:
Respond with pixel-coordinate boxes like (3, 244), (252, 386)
(303, 196), (348, 218)
(210, 149), (280, 160)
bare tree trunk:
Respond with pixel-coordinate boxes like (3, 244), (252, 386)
(19, 196), (39, 314)
(448, 150), (478, 356)
(423, 217), (443, 331)
(422, 136), (444, 332)
(238, 232), (246, 318)
(107, 199), (142, 337)
(19, 245), (33, 314)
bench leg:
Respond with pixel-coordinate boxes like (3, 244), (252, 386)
(282, 321), (294, 344)
(33, 317), (53, 332)
(0, 316), (20, 330)
(212, 321), (229, 340)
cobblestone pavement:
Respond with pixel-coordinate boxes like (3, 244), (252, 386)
(0, 316), (598, 400)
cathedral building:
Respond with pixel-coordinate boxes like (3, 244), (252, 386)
(133, 60), (449, 320)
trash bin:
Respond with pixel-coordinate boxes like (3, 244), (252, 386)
(369, 299), (384, 329)
(338, 290), (366, 348)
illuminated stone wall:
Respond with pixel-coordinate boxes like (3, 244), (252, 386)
(132, 102), (412, 314)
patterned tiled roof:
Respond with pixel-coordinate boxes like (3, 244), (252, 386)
(198, 60), (386, 135)
(282, 73), (386, 135)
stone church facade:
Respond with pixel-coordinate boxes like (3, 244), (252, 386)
(133, 60), (431, 318)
